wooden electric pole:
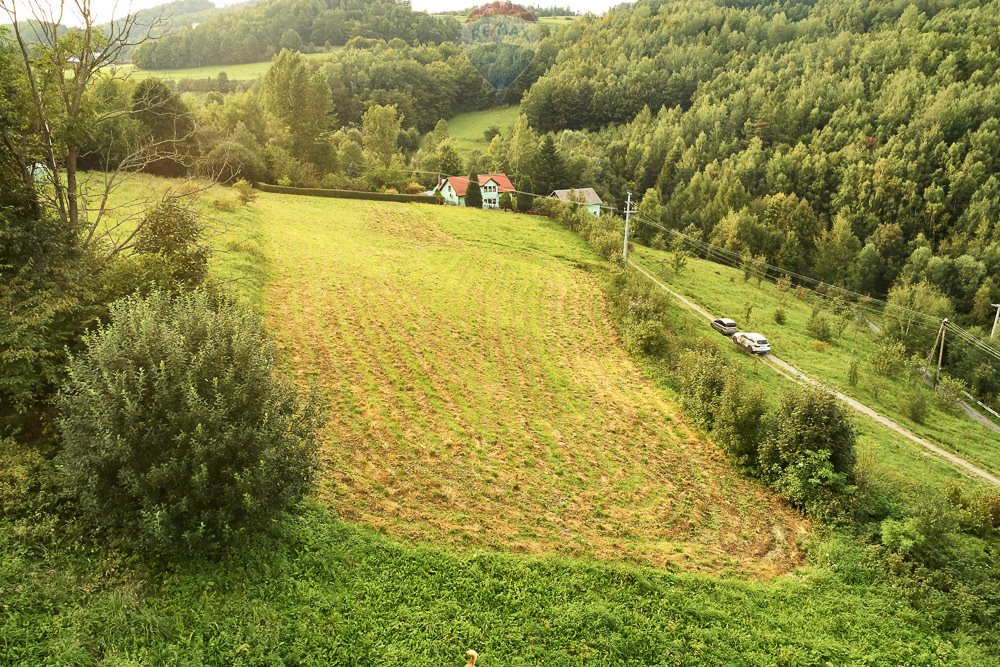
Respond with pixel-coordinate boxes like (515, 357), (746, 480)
(622, 191), (633, 264)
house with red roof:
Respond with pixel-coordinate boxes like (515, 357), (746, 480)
(434, 173), (516, 209)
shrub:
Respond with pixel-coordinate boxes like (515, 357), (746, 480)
(880, 496), (958, 567)
(200, 139), (269, 183)
(807, 310), (833, 342)
(760, 386), (856, 484)
(773, 307), (786, 325)
(945, 483), (1000, 536)
(906, 391), (928, 424)
(811, 340), (830, 352)
(867, 337), (907, 377)
(677, 348), (727, 428)
(935, 375), (967, 412)
(57, 291), (322, 556)
(211, 197), (237, 212)
(233, 178), (257, 205)
(847, 357), (860, 386)
(133, 200), (210, 289)
(712, 372), (768, 469)
(606, 270), (672, 357)
(774, 449), (855, 520)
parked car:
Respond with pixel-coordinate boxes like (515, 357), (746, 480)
(733, 332), (771, 355)
(711, 318), (738, 336)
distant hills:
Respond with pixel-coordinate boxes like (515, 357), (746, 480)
(131, 0), (463, 69)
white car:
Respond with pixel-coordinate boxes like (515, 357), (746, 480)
(733, 331), (771, 355)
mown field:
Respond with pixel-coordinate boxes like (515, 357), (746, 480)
(633, 245), (1000, 480)
(256, 193), (807, 576)
(119, 51), (336, 81)
(446, 105), (521, 155)
(5, 178), (998, 664)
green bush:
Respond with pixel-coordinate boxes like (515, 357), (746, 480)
(945, 483), (1000, 537)
(867, 337), (907, 378)
(133, 201), (210, 289)
(759, 387), (856, 515)
(712, 371), (768, 469)
(847, 357), (860, 387)
(233, 178), (257, 205)
(935, 375), (967, 412)
(606, 270), (672, 358)
(773, 307), (786, 325)
(57, 291), (322, 556)
(906, 391), (928, 424)
(880, 496), (958, 568)
(807, 310), (834, 342)
(774, 449), (855, 520)
(677, 348), (727, 428)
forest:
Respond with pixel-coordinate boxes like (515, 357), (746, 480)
(132, 0), (463, 69)
(510, 0), (1000, 392)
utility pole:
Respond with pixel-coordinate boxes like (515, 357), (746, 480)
(991, 304), (1000, 338)
(935, 318), (948, 386)
(622, 191), (633, 264)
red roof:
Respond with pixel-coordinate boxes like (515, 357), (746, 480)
(441, 173), (515, 197)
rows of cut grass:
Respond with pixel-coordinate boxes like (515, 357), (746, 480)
(634, 245), (1000, 479)
(256, 194), (810, 577)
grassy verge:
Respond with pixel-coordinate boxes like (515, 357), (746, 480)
(634, 245), (1000, 478)
(2, 504), (990, 666)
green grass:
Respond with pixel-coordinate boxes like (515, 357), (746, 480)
(446, 105), (521, 155)
(633, 246), (1000, 480)
(3, 504), (993, 666)
(255, 192), (808, 576)
(117, 51), (337, 81)
(5, 178), (999, 663)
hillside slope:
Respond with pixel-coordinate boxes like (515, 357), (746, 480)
(256, 194), (807, 577)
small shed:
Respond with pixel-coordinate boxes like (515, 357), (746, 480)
(551, 188), (603, 217)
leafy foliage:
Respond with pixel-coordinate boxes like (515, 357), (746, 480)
(57, 291), (321, 556)
(133, 0), (462, 68)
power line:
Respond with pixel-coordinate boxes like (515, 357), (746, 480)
(625, 212), (1000, 373)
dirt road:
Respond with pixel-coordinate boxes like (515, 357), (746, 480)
(630, 260), (1000, 488)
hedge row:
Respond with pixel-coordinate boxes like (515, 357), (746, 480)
(256, 183), (438, 204)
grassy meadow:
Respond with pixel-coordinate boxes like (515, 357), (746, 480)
(446, 105), (521, 155)
(4, 178), (998, 664)
(117, 51), (336, 82)
(633, 245), (1000, 480)
(256, 193), (807, 576)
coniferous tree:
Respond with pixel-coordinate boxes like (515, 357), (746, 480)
(532, 134), (565, 195)
(465, 174), (483, 209)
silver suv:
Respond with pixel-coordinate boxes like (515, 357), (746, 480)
(710, 318), (738, 336)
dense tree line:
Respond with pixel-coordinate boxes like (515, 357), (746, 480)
(132, 0), (462, 69)
(516, 0), (1000, 335)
